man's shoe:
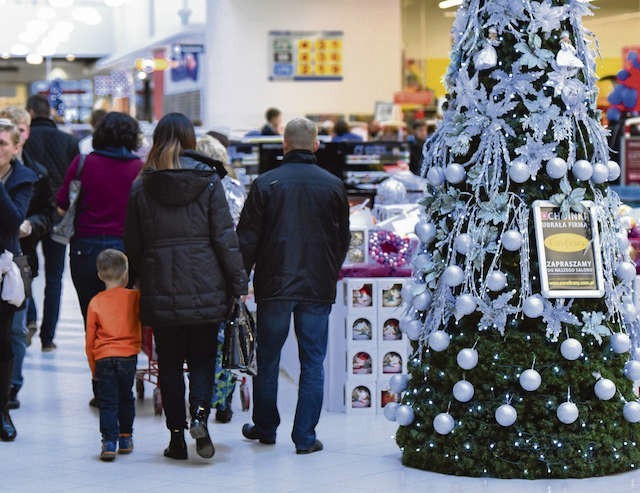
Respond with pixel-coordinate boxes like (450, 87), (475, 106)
(296, 439), (324, 455)
(215, 407), (233, 423)
(190, 406), (215, 458)
(0, 411), (16, 441)
(100, 440), (117, 461)
(118, 434), (133, 454)
(7, 386), (19, 410)
(164, 429), (188, 460)
(241, 423), (276, 444)
(25, 324), (37, 348)
(89, 398), (99, 408)
(41, 342), (57, 352)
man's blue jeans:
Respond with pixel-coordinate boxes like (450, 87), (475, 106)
(252, 300), (331, 449)
(39, 235), (67, 346)
(10, 306), (26, 389)
(95, 356), (137, 442)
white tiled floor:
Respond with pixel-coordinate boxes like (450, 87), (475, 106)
(5, 268), (640, 492)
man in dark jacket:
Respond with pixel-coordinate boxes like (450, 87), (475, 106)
(23, 95), (79, 351)
(237, 117), (350, 454)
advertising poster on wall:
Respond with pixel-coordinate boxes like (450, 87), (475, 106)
(269, 30), (343, 81)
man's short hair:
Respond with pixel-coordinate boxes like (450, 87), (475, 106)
(283, 117), (317, 151)
(26, 95), (50, 118)
(96, 249), (128, 282)
(265, 107), (281, 123)
(0, 106), (30, 126)
(412, 119), (427, 131)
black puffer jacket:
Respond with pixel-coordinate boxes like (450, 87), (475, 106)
(237, 150), (350, 304)
(125, 153), (248, 327)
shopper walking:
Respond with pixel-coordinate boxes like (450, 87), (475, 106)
(237, 117), (350, 454)
(24, 95), (79, 352)
(0, 119), (36, 441)
(261, 107), (282, 136)
(125, 113), (247, 460)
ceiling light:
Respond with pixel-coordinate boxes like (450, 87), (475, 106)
(48, 0), (74, 7)
(66, 54), (75, 61)
(438, 0), (462, 8)
(0, 53), (10, 60)
(37, 43), (57, 57)
(26, 53), (44, 65)
(72, 6), (102, 25)
(37, 7), (57, 20)
(9, 44), (29, 56)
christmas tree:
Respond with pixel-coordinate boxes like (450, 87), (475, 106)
(391, 0), (640, 479)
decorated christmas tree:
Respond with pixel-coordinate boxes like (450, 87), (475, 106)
(391, 0), (640, 479)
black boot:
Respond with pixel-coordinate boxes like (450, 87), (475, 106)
(164, 429), (187, 460)
(190, 406), (215, 458)
(7, 386), (19, 410)
(0, 359), (16, 441)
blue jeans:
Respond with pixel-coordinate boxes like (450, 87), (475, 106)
(95, 356), (137, 442)
(26, 297), (36, 327)
(253, 300), (331, 449)
(10, 307), (27, 390)
(69, 236), (124, 324)
(40, 235), (67, 345)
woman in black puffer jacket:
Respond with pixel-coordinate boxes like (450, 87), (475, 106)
(125, 113), (247, 461)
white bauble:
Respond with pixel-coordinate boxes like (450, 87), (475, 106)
(486, 271), (507, 291)
(560, 338), (583, 361)
(519, 369), (542, 392)
(546, 157), (568, 179)
(453, 380), (475, 402)
(608, 160), (621, 181)
(624, 360), (640, 381)
(495, 404), (517, 427)
(455, 294), (477, 317)
(445, 163), (466, 184)
(457, 348), (479, 370)
(383, 402), (399, 421)
(594, 378), (616, 400)
(610, 333), (631, 354)
(429, 331), (450, 352)
(414, 222), (436, 244)
(405, 320), (423, 341)
(427, 167), (446, 187)
(396, 404), (415, 426)
(621, 302), (638, 323)
(509, 160), (530, 183)
(591, 162), (609, 184)
(573, 160), (593, 181)
(623, 401), (640, 423)
(389, 374), (410, 394)
(523, 295), (544, 318)
(433, 412), (455, 435)
(443, 265), (465, 287)
(616, 262), (637, 282)
(412, 291), (432, 311)
(557, 402), (579, 424)
(501, 230), (523, 252)
(454, 234), (473, 255)
(617, 232), (630, 250)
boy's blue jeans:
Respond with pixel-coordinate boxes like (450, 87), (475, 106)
(95, 356), (137, 442)
(252, 300), (330, 449)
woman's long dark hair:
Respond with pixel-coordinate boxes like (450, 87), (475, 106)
(145, 113), (196, 170)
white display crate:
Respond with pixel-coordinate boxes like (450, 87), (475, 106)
(377, 342), (408, 377)
(345, 379), (376, 414)
(345, 279), (377, 313)
(376, 378), (402, 414)
(348, 345), (377, 378)
(347, 312), (377, 344)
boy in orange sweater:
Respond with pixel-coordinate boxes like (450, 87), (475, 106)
(86, 249), (141, 462)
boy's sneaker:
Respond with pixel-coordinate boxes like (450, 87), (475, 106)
(100, 441), (117, 461)
(118, 434), (133, 454)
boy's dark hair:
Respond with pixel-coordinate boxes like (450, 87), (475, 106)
(265, 107), (281, 122)
(96, 249), (128, 282)
(334, 119), (350, 136)
(26, 95), (50, 118)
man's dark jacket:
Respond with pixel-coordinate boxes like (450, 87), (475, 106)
(125, 152), (248, 327)
(237, 149), (350, 304)
(23, 117), (79, 193)
(0, 161), (36, 255)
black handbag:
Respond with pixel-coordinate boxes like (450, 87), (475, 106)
(12, 254), (32, 299)
(222, 298), (258, 376)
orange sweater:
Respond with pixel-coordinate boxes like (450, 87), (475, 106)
(86, 287), (142, 374)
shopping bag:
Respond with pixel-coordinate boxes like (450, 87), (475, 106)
(13, 254), (32, 299)
(0, 250), (25, 307)
(51, 154), (86, 245)
(222, 298), (257, 376)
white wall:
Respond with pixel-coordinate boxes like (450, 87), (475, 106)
(204, 0), (402, 130)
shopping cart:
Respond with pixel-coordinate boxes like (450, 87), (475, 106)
(136, 326), (163, 415)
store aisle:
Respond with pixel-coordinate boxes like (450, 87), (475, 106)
(2, 268), (640, 493)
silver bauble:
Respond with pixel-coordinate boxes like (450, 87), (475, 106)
(608, 161), (621, 181)
(383, 402), (399, 421)
(610, 333), (631, 354)
(572, 160), (593, 181)
(445, 163), (466, 184)
(621, 302), (638, 323)
(486, 270), (507, 291)
(414, 222), (436, 245)
(443, 265), (465, 287)
(405, 320), (423, 341)
(455, 294), (477, 318)
(546, 157), (568, 179)
(624, 360), (640, 381)
(624, 401), (640, 423)
(377, 178), (407, 204)
(594, 378), (616, 400)
(519, 369), (542, 392)
(412, 254), (431, 271)
(618, 232), (630, 250)
(412, 291), (432, 311)
(509, 160), (530, 183)
(389, 374), (410, 394)
(495, 404), (517, 427)
(396, 404), (415, 426)
(591, 163), (609, 184)
(523, 295), (544, 318)
(457, 348), (479, 370)
(501, 230), (523, 252)
(427, 167), (446, 187)
(429, 331), (450, 352)
(454, 234), (473, 255)
(453, 380), (475, 402)
(433, 412), (455, 435)
(560, 338), (583, 361)
(616, 261), (636, 282)
(557, 402), (579, 424)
